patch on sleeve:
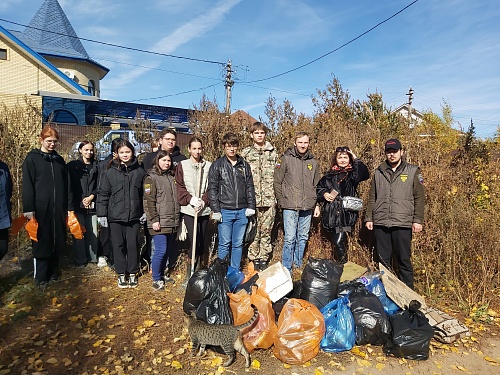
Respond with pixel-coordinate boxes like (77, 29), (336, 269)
(418, 173), (424, 185)
(275, 159), (282, 169)
(144, 183), (151, 195)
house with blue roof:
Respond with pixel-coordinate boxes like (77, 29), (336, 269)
(0, 0), (189, 135)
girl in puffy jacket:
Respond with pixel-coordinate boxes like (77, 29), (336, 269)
(97, 139), (146, 289)
(316, 146), (369, 263)
(143, 150), (180, 291)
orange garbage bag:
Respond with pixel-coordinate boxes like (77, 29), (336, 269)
(67, 211), (86, 240)
(228, 286), (278, 353)
(243, 286), (278, 352)
(11, 215), (28, 236)
(25, 217), (38, 242)
(273, 298), (326, 365)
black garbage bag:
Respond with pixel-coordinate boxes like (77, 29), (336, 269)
(337, 280), (364, 298)
(348, 284), (391, 346)
(384, 300), (434, 360)
(300, 257), (343, 309)
(183, 258), (233, 325)
(183, 269), (210, 315)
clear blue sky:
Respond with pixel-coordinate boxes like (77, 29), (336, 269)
(2, 0), (499, 137)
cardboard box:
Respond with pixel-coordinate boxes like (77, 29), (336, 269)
(255, 262), (293, 302)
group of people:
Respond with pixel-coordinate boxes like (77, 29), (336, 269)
(8, 122), (424, 291)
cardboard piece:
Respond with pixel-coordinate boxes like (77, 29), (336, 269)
(255, 262), (293, 302)
(421, 306), (470, 343)
(378, 263), (469, 344)
(379, 263), (427, 309)
(340, 261), (368, 282)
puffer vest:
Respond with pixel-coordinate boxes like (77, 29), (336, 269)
(179, 159), (212, 217)
(372, 162), (418, 228)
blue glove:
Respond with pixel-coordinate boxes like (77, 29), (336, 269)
(245, 208), (256, 217)
(212, 212), (222, 222)
(139, 213), (147, 224)
(98, 217), (108, 228)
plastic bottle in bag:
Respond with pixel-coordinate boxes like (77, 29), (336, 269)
(358, 271), (384, 286)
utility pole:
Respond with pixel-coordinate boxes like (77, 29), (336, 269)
(406, 86), (414, 128)
(224, 60), (234, 116)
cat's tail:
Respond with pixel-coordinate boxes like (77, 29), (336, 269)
(236, 304), (259, 330)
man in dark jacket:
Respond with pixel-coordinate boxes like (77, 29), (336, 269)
(274, 132), (321, 272)
(365, 138), (425, 289)
(141, 128), (187, 171)
(207, 132), (256, 270)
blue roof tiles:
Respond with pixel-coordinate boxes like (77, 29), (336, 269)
(21, 0), (89, 60)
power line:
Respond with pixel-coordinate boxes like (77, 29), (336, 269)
(245, 0), (419, 83)
(0, 18), (225, 65)
(127, 82), (222, 103)
(97, 58), (221, 81)
(237, 82), (312, 97)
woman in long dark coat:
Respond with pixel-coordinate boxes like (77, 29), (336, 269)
(316, 146), (369, 263)
(22, 126), (73, 287)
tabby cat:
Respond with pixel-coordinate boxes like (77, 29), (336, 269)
(185, 305), (259, 367)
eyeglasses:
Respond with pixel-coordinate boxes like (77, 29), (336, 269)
(335, 146), (350, 152)
(44, 139), (58, 144)
(162, 137), (176, 142)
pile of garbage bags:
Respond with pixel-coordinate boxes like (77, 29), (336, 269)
(183, 257), (435, 365)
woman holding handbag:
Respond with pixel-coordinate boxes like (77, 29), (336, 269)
(316, 146), (369, 263)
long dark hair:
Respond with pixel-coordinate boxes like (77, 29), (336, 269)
(153, 150), (172, 175)
(107, 139), (135, 169)
(78, 140), (95, 163)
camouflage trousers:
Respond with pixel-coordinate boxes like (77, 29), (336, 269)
(248, 205), (276, 261)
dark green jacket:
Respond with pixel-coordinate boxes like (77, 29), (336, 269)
(365, 160), (425, 228)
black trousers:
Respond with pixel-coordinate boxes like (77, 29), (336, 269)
(0, 228), (8, 261)
(98, 225), (113, 262)
(374, 225), (414, 289)
(34, 254), (59, 283)
(110, 221), (140, 275)
(330, 231), (348, 264)
(183, 214), (209, 267)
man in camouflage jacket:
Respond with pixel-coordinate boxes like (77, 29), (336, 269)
(241, 122), (277, 270)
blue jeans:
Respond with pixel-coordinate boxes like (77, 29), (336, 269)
(218, 209), (248, 270)
(282, 209), (313, 271)
(152, 233), (175, 282)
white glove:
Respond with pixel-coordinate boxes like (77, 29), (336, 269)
(98, 217), (108, 228)
(139, 213), (147, 224)
(194, 200), (206, 213)
(189, 196), (199, 207)
(245, 208), (256, 217)
(212, 212), (222, 222)
(23, 212), (34, 220)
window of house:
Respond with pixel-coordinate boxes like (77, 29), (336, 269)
(49, 110), (78, 124)
(88, 80), (96, 95)
(0, 49), (7, 60)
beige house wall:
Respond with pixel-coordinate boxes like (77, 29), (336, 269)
(46, 56), (103, 97)
(0, 37), (80, 96)
(0, 93), (42, 109)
